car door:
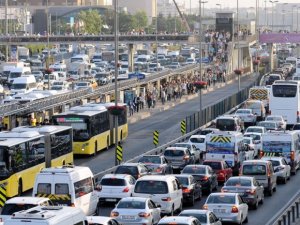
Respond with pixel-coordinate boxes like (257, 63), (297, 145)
(208, 167), (217, 188)
(282, 158), (291, 175)
(268, 163), (277, 189)
(174, 179), (183, 209)
(148, 200), (160, 223)
(237, 195), (248, 219)
(187, 149), (195, 164)
(254, 179), (263, 201)
(163, 157), (172, 174)
(191, 145), (200, 161)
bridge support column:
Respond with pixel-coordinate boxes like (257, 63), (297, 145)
(128, 43), (134, 72)
(61, 104), (66, 113)
(267, 43), (274, 71)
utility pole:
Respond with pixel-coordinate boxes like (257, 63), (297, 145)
(237, 0), (240, 92)
(5, 0), (8, 62)
(199, 0), (203, 124)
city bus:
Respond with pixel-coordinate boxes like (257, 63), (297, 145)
(269, 81), (300, 128)
(0, 126), (73, 197)
(52, 103), (128, 155)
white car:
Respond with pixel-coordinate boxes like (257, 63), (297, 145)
(179, 209), (222, 225)
(187, 135), (206, 153)
(234, 109), (257, 125)
(261, 156), (291, 184)
(0, 197), (52, 222)
(203, 193), (249, 224)
(158, 216), (201, 225)
(245, 126), (267, 134)
(87, 216), (122, 225)
(243, 132), (262, 156)
(97, 174), (136, 204)
(242, 137), (256, 160)
(111, 197), (161, 225)
(172, 142), (201, 163)
(265, 115), (287, 130)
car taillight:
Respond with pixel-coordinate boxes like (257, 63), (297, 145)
(111, 211), (119, 217)
(201, 176), (209, 181)
(182, 188), (191, 193)
(203, 204), (208, 210)
(0, 218), (2, 222)
(161, 197), (172, 202)
(123, 187), (130, 192)
(231, 206), (239, 213)
(218, 172), (225, 177)
(246, 189), (256, 195)
(183, 155), (190, 160)
(138, 212), (151, 218)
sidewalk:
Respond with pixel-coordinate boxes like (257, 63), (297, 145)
(127, 75), (241, 124)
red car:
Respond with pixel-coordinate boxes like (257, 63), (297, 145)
(203, 160), (233, 183)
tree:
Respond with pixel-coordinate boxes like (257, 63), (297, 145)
(133, 11), (148, 31)
(119, 12), (135, 33)
(78, 10), (102, 34)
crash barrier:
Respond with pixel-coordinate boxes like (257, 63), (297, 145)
(266, 189), (300, 225)
(93, 72), (263, 181)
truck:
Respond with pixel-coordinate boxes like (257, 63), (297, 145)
(205, 131), (246, 175)
(17, 46), (30, 61)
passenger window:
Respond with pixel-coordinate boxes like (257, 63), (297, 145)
(209, 214), (215, 223)
(283, 159), (288, 165)
(238, 196), (243, 205)
(148, 200), (155, 209)
(172, 180), (177, 191)
(74, 177), (93, 198)
(55, 183), (69, 195)
(37, 183), (51, 194)
(129, 177), (135, 185)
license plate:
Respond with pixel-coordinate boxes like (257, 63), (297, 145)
(106, 198), (117, 202)
(213, 209), (226, 213)
(122, 215), (135, 220)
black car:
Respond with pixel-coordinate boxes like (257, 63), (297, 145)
(114, 163), (151, 180)
(292, 123), (300, 130)
(175, 174), (202, 206)
(181, 165), (218, 194)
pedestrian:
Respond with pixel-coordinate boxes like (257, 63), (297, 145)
(139, 93), (144, 110)
(146, 92), (152, 109)
(161, 88), (166, 105)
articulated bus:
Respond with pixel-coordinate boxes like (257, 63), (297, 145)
(269, 81), (300, 127)
(0, 126), (73, 197)
(52, 103), (128, 155)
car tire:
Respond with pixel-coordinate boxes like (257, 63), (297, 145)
(268, 187), (273, 196)
(283, 176), (287, 184)
(253, 199), (258, 210)
(190, 194), (195, 206)
(244, 216), (249, 223)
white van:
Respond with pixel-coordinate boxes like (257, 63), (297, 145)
(10, 75), (37, 95)
(32, 166), (99, 216)
(4, 206), (87, 225)
(43, 72), (59, 87)
(244, 100), (266, 121)
(49, 63), (67, 81)
(133, 175), (183, 215)
(8, 67), (31, 84)
(70, 54), (90, 63)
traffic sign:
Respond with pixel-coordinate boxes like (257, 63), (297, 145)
(181, 120), (186, 135)
(153, 130), (159, 147)
(116, 145), (123, 162)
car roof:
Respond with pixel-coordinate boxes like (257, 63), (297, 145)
(119, 163), (142, 167)
(137, 175), (176, 181)
(87, 216), (115, 224)
(102, 174), (132, 179)
(119, 197), (148, 202)
(165, 146), (188, 150)
(175, 174), (193, 178)
(209, 192), (237, 196)
(261, 156), (284, 161)
(5, 197), (50, 204)
(227, 176), (253, 181)
(246, 126), (265, 129)
(159, 216), (196, 223)
(189, 135), (206, 138)
(180, 209), (209, 215)
(203, 159), (224, 163)
(242, 159), (271, 164)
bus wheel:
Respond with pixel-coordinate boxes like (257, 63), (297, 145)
(94, 141), (97, 156)
(18, 179), (23, 196)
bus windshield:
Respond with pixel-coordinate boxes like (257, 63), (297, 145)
(272, 85), (297, 98)
(54, 118), (90, 141)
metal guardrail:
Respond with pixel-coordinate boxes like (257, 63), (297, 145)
(266, 190), (300, 225)
(0, 65), (198, 116)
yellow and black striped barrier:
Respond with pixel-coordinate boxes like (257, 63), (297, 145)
(210, 136), (231, 143)
(36, 194), (71, 201)
(0, 185), (6, 207)
(116, 145), (123, 162)
(181, 120), (186, 135)
(153, 130), (159, 147)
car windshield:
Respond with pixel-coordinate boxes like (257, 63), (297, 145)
(172, 143), (190, 148)
(236, 110), (251, 114)
(100, 178), (126, 186)
(243, 139), (251, 144)
(189, 137), (205, 143)
(11, 83), (26, 89)
(175, 176), (189, 185)
(115, 166), (138, 176)
(117, 200), (145, 209)
(76, 83), (88, 87)
(164, 149), (185, 157)
(179, 213), (207, 223)
(10, 72), (21, 78)
(182, 166), (205, 174)
(269, 160), (280, 167)
(138, 156), (161, 164)
(243, 164), (266, 175)
(246, 128), (262, 133)
(207, 195), (236, 204)
(225, 179), (252, 187)
(203, 161), (222, 170)
(266, 117), (281, 121)
(1, 203), (37, 215)
(134, 180), (168, 194)
(258, 122), (276, 129)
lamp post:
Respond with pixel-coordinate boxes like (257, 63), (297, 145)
(46, 0), (51, 90)
(216, 4), (221, 11)
(114, 0), (119, 166)
(201, 1), (208, 19)
(282, 10), (286, 30)
(156, 1), (158, 75)
(297, 7), (300, 33)
(292, 5), (297, 32)
(198, 0), (203, 124)
(269, 0), (278, 32)
(237, 0), (240, 92)
(5, 0), (8, 62)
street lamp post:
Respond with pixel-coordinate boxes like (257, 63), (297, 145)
(201, 1), (208, 22)
(292, 6), (297, 32)
(5, 0), (8, 62)
(156, 2), (158, 75)
(46, 0), (51, 90)
(282, 10), (286, 30)
(199, 0), (203, 124)
(237, 0), (240, 92)
(297, 7), (300, 33)
(269, 0), (278, 32)
(114, 0), (119, 166)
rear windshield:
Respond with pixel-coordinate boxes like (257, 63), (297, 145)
(180, 213), (207, 223)
(216, 119), (235, 131)
(1, 204), (36, 215)
(117, 200), (145, 209)
(203, 161), (222, 170)
(226, 179), (251, 186)
(182, 166), (206, 174)
(138, 156), (161, 164)
(242, 164), (266, 175)
(246, 128), (262, 133)
(101, 178), (126, 186)
(189, 137), (205, 143)
(207, 195), (236, 204)
(115, 166), (138, 176)
(175, 177), (189, 185)
(164, 149), (185, 157)
(134, 180), (168, 194)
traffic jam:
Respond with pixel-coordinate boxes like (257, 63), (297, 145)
(1, 54), (300, 225)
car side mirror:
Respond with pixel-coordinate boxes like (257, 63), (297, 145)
(156, 204), (161, 208)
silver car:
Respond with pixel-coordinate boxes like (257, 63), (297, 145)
(138, 155), (172, 174)
(221, 176), (264, 209)
(111, 197), (161, 225)
(179, 209), (222, 225)
(172, 142), (201, 162)
(234, 109), (257, 125)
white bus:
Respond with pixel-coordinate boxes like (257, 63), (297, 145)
(296, 58), (300, 75)
(269, 81), (300, 127)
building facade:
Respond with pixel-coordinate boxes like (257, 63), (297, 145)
(118, 0), (157, 18)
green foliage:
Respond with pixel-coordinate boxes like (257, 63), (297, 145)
(78, 9), (103, 34)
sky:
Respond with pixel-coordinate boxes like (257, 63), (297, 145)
(177, 0), (300, 9)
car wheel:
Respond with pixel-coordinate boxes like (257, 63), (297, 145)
(268, 187), (273, 196)
(283, 176), (287, 184)
(244, 216), (249, 223)
(253, 199), (258, 210)
(190, 193), (195, 206)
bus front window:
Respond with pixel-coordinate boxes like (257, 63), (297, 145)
(73, 129), (90, 141)
(0, 146), (11, 178)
